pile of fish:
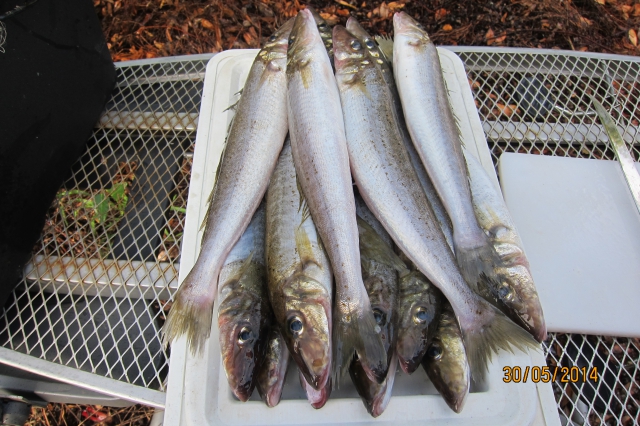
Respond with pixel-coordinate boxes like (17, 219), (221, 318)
(163, 8), (547, 417)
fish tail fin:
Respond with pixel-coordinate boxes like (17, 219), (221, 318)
(333, 303), (388, 385)
(162, 269), (216, 356)
(453, 231), (499, 290)
(460, 299), (539, 382)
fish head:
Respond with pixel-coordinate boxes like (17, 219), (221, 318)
(256, 328), (290, 407)
(282, 274), (332, 390)
(287, 9), (326, 75)
(395, 272), (442, 374)
(392, 12), (430, 47)
(364, 273), (397, 361)
(487, 266), (547, 342)
(218, 286), (271, 401)
(259, 18), (294, 66)
(345, 17), (384, 58)
(306, 6), (333, 54)
(422, 309), (470, 413)
(333, 25), (377, 87)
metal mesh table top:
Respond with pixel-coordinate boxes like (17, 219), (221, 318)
(0, 48), (637, 423)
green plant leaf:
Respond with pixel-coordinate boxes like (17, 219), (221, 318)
(94, 192), (109, 225)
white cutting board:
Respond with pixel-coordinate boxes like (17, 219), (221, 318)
(499, 152), (640, 337)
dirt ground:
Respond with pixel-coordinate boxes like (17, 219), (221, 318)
(95, 0), (640, 61)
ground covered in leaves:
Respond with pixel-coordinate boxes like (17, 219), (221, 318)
(95, 0), (640, 61)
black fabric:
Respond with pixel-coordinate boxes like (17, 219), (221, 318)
(0, 0), (115, 307)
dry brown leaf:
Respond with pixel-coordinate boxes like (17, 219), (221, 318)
(387, 2), (405, 11)
(201, 18), (214, 29)
(485, 27), (495, 44)
(634, 4), (640, 16)
(336, 8), (350, 16)
(435, 8), (447, 20)
(378, 2), (390, 19)
(579, 16), (592, 26)
(594, 0), (605, 4)
(320, 12), (340, 25)
(630, 29), (638, 46)
(494, 34), (507, 44)
(443, 24), (453, 31)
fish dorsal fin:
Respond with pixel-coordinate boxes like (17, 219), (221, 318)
(295, 221), (322, 270)
(200, 91), (242, 235)
(356, 215), (408, 274)
(296, 175), (312, 224)
(374, 35), (394, 64)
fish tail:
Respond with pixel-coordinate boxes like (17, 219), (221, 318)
(460, 298), (539, 382)
(333, 304), (388, 385)
(453, 230), (499, 290)
(162, 272), (216, 356)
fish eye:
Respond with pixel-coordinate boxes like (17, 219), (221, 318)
(238, 327), (253, 344)
(289, 317), (304, 336)
(268, 35), (277, 42)
(498, 285), (514, 302)
(373, 308), (386, 325)
(318, 23), (328, 30)
(350, 40), (362, 50)
(427, 343), (443, 360)
(364, 39), (376, 49)
(413, 307), (429, 324)
(288, 36), (295, 46)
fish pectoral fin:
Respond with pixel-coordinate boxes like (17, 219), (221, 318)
(295, 223), (322, 270)
(229, 251), (256, 284)
(374, 35), (394, 64)
(356, 216), (407, 273)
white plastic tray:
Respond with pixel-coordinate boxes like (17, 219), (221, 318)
(499, 153), (640, 337)
(164, 49), (560, 426)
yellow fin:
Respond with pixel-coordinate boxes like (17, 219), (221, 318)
(295, 222), (321, 269)
(374, 35), (393, 64)
(356, 215), (408, 274)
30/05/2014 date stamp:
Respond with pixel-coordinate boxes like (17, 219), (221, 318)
(503, 366), (599, 383)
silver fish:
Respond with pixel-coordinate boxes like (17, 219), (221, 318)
(266, 138), (333, 390)
(256, 327), (291, 407)
(346, 17), (454, 250)
(300, 372), (332, 409)
(217, 203), (271, 402)
(422, 301), (471, 413)
(333, 24), (537, 381)
(287, 10), (387, 382)
(392, 12), (497, 287)
(307, 7), (333, 61)
(464, 149), (547, 342)
(349, 353), (398, 418)
(163, 20), (293, 354)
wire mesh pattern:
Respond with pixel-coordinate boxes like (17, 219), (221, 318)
(0, 56), (210, 392)
(0, 49), (636, 422)
(458, 49), (640, 426)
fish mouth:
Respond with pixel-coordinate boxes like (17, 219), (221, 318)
(300, 372), (332, 409)
(231, 381), (255, 402)
(291, 344), (331, 390)
(397, 353), (422, 374)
